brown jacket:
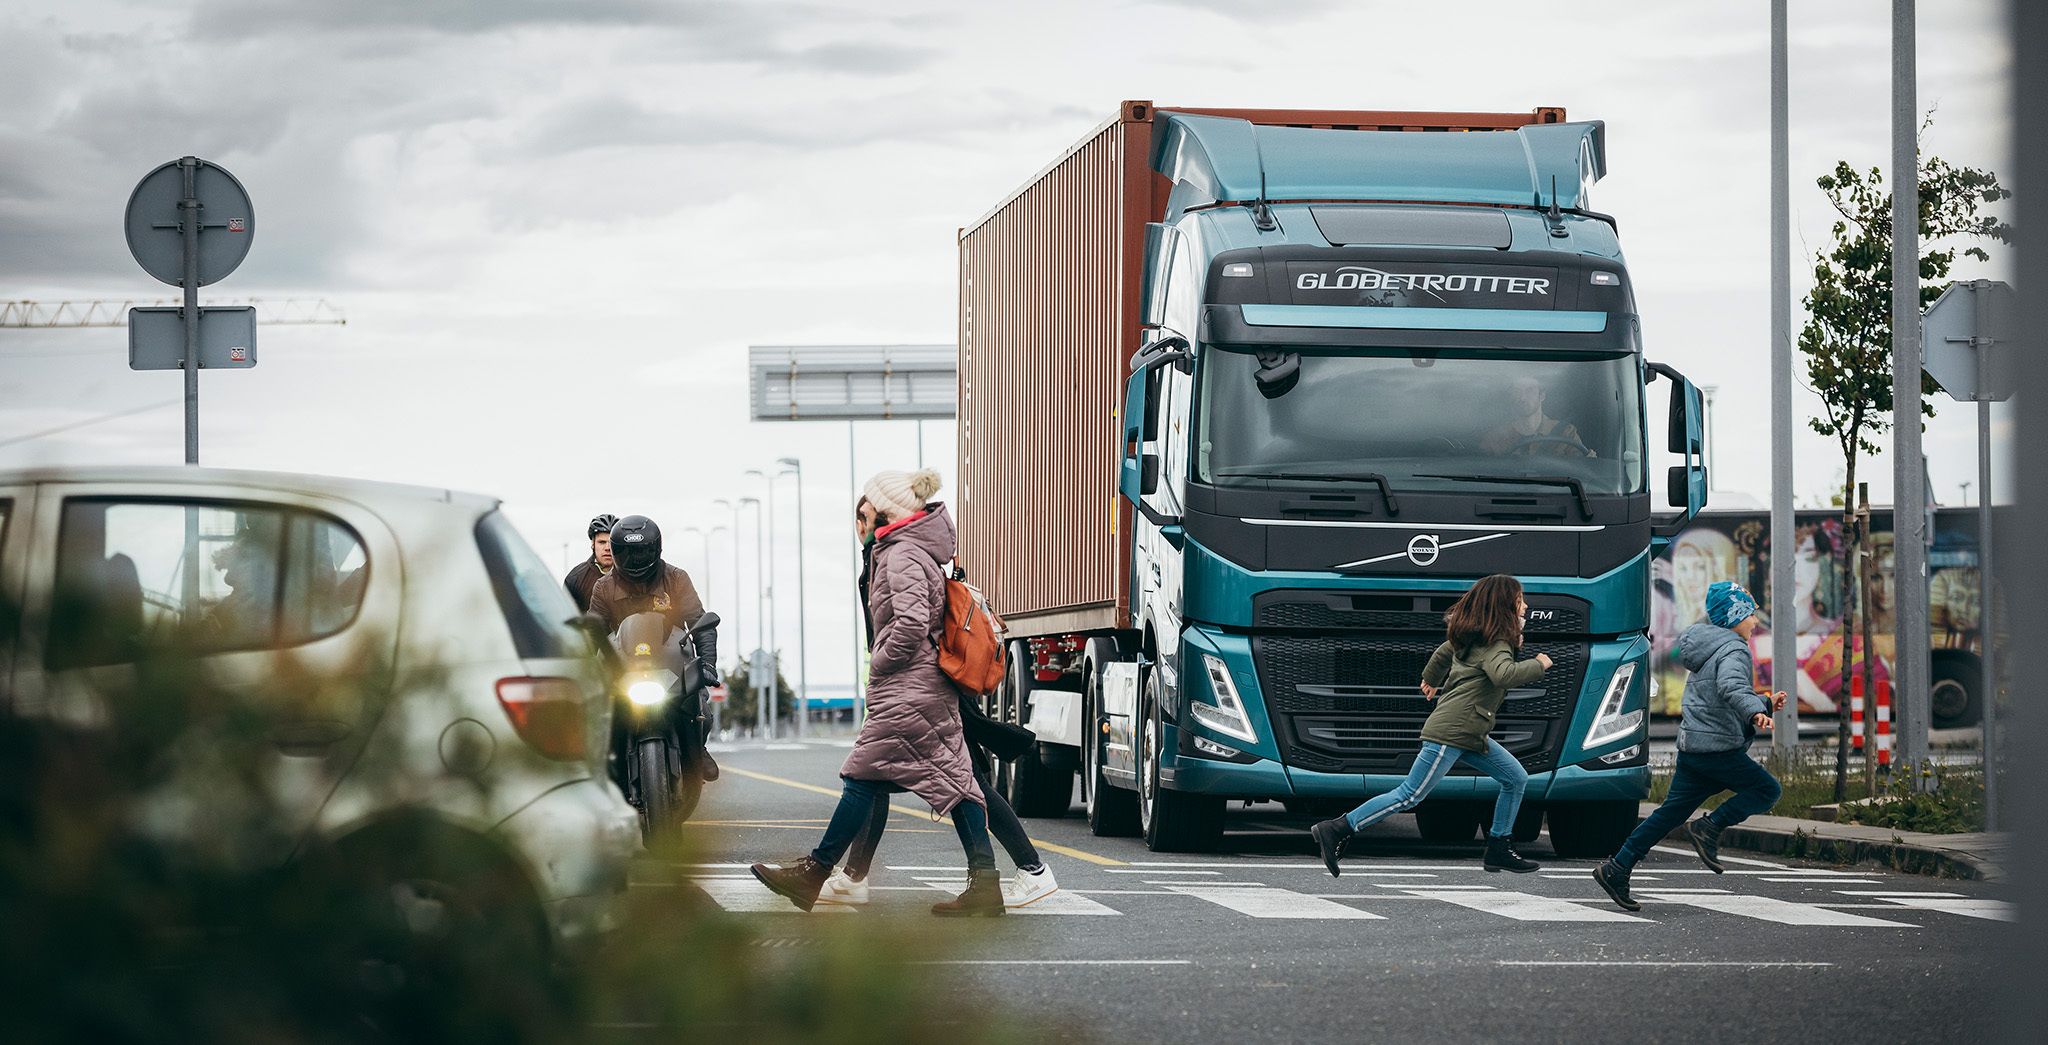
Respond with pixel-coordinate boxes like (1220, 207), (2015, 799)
(588, 563), (704, 636)
(839, 504), (983, 817)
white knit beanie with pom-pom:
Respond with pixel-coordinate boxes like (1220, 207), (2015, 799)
(864, 468), (941, 522)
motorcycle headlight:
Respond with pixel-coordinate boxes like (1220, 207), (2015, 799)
(627, 678), (669, 707)
(1584, 661), (1644, 750)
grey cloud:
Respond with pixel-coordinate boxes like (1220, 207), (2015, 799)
(190, 0), (728, 36)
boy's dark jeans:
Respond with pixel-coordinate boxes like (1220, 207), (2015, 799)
(809, 776), (996, 874)
(845, 763), (1039, 878)
(1611, 748), (1783, 871)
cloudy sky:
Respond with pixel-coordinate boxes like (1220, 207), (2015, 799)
(0, 0), (2014, 694)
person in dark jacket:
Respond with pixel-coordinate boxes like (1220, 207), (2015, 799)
(1594, 581), (1785, 911)
(589, 515), (718, 781)
(564, 513), (618, 613)
(751, 469), (1002, 916)
(815, 497), (1058, 909)
(1309, 574), (1551, 876)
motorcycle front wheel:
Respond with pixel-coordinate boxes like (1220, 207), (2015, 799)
(636, 738), (702, 841)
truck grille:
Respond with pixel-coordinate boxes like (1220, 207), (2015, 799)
(1251, 634), (1588, 775)
(1252, 591), (1590, 635)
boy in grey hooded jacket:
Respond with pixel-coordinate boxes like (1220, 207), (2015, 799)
(1593, 581), (1787, 911)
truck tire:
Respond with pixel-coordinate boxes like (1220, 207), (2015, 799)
(1001, 649), (1076, 817)
(1545, 800), (1639, 859)
(1929, 652), (1981, 729)
(1414, 801), (1483, 844)
(1085, 665), (1140, 837)
(1138, 674), (1223, 853)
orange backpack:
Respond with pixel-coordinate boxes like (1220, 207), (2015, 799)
(935, 563), (1008, 697)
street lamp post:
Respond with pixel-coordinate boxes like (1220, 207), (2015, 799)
(777, 456), (809, 739)
(745, 469), (780, 738)
(739, 495), (766, 737)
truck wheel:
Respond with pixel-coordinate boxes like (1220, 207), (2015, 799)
(1138, 675), (1222, 853)
(1085, 666), (1139, 837)
(1930, 652), (1981, 729)
(1414, 801), (1483, 844)
(1001, 649), (1077, 817)
(1545, 800), (1640, 859)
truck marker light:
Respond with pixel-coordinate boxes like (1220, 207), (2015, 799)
(1223, 263), (1255, 277)
(1191, 735), (1243, 758)
(1194, 655), (1260, 745)
(1598, 745), (1642, 765)
(1583, 662), (1644, 750)
(1590, 271), (1620, 286)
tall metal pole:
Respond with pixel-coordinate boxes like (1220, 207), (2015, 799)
(1770, 0), (1800, 753)
(745, 496), (767, 736)
(179, 156), (200, 464)
(713, 499), (745, 660)
(780, 458), (810, 740)
(850, 420), (865, 726)
(1890, 0), (1933, 786)
(1975, 286), (1996, 830)
(747, 471), (780, 737)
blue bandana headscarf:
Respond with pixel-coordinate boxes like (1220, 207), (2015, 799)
(1706, 581), (1758, 629)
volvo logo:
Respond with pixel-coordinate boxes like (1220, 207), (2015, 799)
(1406, 534), (1441, 567)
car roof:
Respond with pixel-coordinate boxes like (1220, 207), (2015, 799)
(0, 464), (501, 514)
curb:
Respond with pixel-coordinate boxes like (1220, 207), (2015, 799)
(1636, 803), (2001, 881)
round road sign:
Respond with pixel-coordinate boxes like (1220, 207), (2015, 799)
(124, 157), (255, 288)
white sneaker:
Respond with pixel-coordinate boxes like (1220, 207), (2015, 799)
(817, 867), (869, 906)
(1004, 864), (1058, 908)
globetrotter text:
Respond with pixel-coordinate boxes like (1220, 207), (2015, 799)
(1295, 268), (1553, 296)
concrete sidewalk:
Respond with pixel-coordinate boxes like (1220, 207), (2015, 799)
(1638, 801), (2008, 881)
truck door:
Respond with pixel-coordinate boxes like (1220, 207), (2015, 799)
(14, 483), (401, 862)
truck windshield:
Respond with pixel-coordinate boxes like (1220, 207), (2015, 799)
(1195, 347), (1646, 497)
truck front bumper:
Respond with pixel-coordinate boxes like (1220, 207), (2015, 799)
(1164, 740), (1648, 803)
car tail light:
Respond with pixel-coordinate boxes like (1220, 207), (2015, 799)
(496, 677), (589, 761)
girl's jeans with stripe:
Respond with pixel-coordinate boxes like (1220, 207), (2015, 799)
(1341, 737), (1528, 837)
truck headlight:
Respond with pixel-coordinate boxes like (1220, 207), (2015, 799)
(1583, 661), (1643, 749)
(1192, 655), (1260, 745)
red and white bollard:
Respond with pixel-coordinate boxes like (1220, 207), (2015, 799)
(1850, 675), (1866, 753)
(1875, 678), (1894, 771)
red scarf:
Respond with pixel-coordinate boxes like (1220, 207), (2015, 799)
(875, 508), (930, 541)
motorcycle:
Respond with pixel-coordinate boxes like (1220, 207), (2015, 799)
(609, 610), (720, 840)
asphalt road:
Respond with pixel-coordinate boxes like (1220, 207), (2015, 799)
(638, 740), (2008, 1044)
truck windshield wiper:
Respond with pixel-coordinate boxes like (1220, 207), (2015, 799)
(1414, 473), (1591, 519)
(1216, 470), (1399, 515)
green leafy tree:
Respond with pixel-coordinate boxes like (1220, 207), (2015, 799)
(723, 654), (796, 733)
(1799, 134), (2008, 799)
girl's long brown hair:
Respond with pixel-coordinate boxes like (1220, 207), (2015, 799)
(1445, 574), (1524, 652)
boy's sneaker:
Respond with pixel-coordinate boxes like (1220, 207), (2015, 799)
(1685, 817), (1726, 874)
(1004, 864), (1059, 908)
(1593, 861), (1641, 912)
(817, 867), (870, 906)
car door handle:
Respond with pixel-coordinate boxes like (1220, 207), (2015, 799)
(271, 718), (351, 755)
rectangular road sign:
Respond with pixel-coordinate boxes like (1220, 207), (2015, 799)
(128, 306), (257, 370)
(748, 344), (956, 421)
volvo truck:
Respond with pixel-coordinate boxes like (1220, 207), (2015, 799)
(957, 101), (1708, 854)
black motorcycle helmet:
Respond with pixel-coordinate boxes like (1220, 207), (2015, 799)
(587, 513), (620, 540)
(609, 515), (663, 583)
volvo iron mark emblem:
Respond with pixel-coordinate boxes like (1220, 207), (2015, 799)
(1407, 534), (1441, 567)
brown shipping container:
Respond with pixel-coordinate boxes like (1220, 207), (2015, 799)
(957, 101), (1566, 638)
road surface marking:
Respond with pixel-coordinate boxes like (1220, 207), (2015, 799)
(1497, 961), (1832, 968)
(1859, 896), (2014, 921)
(1070, 890), (1177, 896)
(1149, 881), (1267, 886)
(1836, 891), (1965, 897)
(722, 765), (1125, 865)
(911, 960), (1191, 966)
(1399, 888), (1650, 923)
(1376, 883), (1492, 890)
(1168, 885), (1385, 919)
(1763, 877), (1881, 884)
(1640, 892), (1916, 926)
(1649, 845), (1785, 868)
(697, 878), (855, 914)
(1009, 891), (1124, 916)
(1107, 868), (1217, 875)
(1130, 861), (1456, 871)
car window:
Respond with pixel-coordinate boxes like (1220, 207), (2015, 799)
(50, 499), (368, 668)
(475, 509), (582, 659)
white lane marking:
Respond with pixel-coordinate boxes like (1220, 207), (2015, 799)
(885, 865), (967, 871)
(1862, 896), (2015, 922)
(1148, 880), (1268, 886)
(1635, 888), (1730, 894)
(1377, 883), (1493, 890)
(697, 878), (855, 914)
(1127, 862), (1463, 871)
(1169, 885), (1385, 920)
(1836, 891), (1966, 897)
(1401, 888), (1650, 923)
(1498, 961), (1832, 968)
(673, 862), (754, 869)
(762, 743), (808, 750)
(1007, 891), (1124, 916)
(912, 960), (1191, 966)
(1763, 878), (1882, 884)
(1070, 889), (1176, 896)
(1107, 868), (1217, 875)
(1543, 873), (1662, 881)
(1649, 845), (1786, 868)
(1640, 892), (1916, 927)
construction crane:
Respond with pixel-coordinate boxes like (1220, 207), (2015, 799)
(0, 298), (347, 327)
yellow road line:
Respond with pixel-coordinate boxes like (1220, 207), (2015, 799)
(724, 765), (1127, 866)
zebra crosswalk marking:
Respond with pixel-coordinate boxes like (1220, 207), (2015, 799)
(1641, 892), (1915, 926)
(697, 878), (856, 914)
(1860, 896), (2014, 922)
(1397, 888), (1650, 923)
(1168, 885), (1385, 920)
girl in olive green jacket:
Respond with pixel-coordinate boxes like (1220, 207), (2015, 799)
(1311, 574), (1552, 876)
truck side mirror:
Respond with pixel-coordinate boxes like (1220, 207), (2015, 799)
(1141, 453), (1162, 495)
(1649, 361), (1709, 538)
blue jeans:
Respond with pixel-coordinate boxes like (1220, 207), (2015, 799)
(845, 762), (1040, 878)
(809, 776), (996, 875)
(1343, 738), (1529, 838)
(1610, 748), (1782, 871)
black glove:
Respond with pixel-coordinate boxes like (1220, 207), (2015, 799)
(686, 619), (720, 691)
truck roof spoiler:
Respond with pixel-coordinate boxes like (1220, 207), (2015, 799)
(1151, 110), (1607, 223)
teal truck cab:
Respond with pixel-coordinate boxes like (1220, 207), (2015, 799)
(956, 102), (1707, 854)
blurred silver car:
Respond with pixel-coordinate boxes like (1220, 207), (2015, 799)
(0, 466), (640, 959)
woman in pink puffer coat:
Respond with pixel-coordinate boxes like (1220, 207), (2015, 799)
(750, 468), (1000, 916)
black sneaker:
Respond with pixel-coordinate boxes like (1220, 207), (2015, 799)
(1685, 817), (1726, 874)
(1483, 834), (1540, 873)
(1593, 861), (1641, 912)
(1310, 817), (1353, 878)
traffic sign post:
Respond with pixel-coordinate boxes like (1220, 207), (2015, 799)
(1923, 279), (2015, 829)
(124, 157), (256, 464)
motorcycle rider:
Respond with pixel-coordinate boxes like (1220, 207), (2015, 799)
(564, 513), (619, 613)
(589, 515), (721, 782)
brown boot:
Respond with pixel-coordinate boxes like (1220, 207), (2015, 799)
(750, 856), (832, 912)
(931, 872), (1006, 917)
